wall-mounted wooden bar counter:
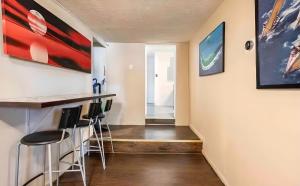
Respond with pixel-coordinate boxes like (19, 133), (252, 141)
(0, 93), (116, 108)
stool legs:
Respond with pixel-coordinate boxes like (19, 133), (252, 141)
(71, 128), (76, 170)
(47, 144), (53, 186)
(43, 146), (46, 186)
(105, 122), (114, 153)
(70, 138), (86, 186)
(87, 126), (91, 156)
(15, 143), (21, 186)
(98, 120), (106, 168)
(56, 144), (60, 186)
(79, 128), (86, 178)
(92, 123), (106, 169)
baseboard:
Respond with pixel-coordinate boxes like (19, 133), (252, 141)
(189, 125), (229, 186)
(110, 123), (145, 125)
(145, 118), (175, 124)
(202, 151), (230, 186)
(189, 124), (205, 142)
(175, 123), (189, 126)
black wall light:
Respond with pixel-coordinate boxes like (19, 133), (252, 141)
(245, 40), (254, 50)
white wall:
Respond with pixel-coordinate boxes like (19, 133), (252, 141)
(106, 43), (146, 125)
(0, 0), (100, 185)
(189, 0), (300, 185)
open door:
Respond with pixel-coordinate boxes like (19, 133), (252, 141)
(145, 45), (176, 125)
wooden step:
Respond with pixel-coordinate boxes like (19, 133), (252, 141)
(100, 139), (202, 154)
(145, 118), (175, 124)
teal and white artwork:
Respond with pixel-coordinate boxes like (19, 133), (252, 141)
(199, 22), (225, 76)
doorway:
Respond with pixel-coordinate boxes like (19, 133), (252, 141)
(145, 45), (176, 124)
(92, 38), (106, 94)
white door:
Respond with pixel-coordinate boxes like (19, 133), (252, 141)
(154, 51), (175, 106)
(147, 53), (155, 104)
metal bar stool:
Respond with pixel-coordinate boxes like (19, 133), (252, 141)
(15, 106), (86, 186)
(99, 99), (114, 153)
(76, 102), (106, 173)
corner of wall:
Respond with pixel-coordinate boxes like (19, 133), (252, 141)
(202, 150), (230, 186)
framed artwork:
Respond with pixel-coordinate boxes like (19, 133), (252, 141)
(199, 22), (225, 76)
(2, 0), (92, 73)
(256, 0), (300, 88)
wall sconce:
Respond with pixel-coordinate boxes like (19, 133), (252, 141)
(245, 40), (254, 50)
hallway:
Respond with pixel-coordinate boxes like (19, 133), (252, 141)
(59, 153), (224, 186)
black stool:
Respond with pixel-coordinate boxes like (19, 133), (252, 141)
(100, 99), (114, 153)
(76, 102), (106, 171)
(15, 106), (86, 186)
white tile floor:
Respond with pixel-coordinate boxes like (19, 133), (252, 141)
(146, 103), (175, 119)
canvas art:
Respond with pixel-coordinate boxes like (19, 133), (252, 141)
(2, 0), (92, 73)
(199, 22), (225, 76)
(256, 0), (300, 88)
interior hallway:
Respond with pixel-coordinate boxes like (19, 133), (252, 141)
(59, 153), (224, 186)
(58, 125), (210, 185)
(146, 103), (175, 120)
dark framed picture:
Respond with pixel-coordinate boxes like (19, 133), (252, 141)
(255, 0), (300, 88)
(2, 0), (92, 73)
(199, 22), (225, 76)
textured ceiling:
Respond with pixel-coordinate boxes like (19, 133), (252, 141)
(56, 0), (223, 43)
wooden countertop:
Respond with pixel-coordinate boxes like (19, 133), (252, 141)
(0, 93), (116, 108)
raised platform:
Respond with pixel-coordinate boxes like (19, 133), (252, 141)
(101, 125), (202, 154)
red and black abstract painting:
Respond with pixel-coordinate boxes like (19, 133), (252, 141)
(2, 0), (92, 73)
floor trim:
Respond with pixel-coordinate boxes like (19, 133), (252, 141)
(189, 124), (205, 142)
(202, 150), (230, 186)
(104, 138), (202, 143)
(105, 152), (203, 155)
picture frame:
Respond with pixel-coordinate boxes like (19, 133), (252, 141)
(255, 0), (300, 88)
(199, 22), (225, 76)
(2, 0), (92, 73)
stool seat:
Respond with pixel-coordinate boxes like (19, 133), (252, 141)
(20, 131), (70, 146)
(82, 113), (105, 120)
(77, 120), (91, 128)
(99, 113), (105, 119)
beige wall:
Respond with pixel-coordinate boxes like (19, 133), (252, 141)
(106, 43), (146, 125)
(105, 42), (190, 126)
(176, 43), (190, 126)
(189, 0), (300, 186)
(0, 0), (99, 185)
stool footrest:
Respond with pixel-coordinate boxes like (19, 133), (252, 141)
(44, 169), (81, 174)
(22, 173), (44, 186)
(60, 161), (81, 167)
(89, 145), (100, 148)
(89, 137), (112, 141)
(87, 149), (102, 152)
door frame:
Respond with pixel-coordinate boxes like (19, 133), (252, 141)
(144, 44), (177, 121)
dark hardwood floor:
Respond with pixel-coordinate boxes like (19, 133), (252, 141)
(59, 153), (224, 186)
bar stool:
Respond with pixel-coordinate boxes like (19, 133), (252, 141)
(76, 102), (106, 173)
(15, 106), (86, 186)
(100, 99), (114, 153)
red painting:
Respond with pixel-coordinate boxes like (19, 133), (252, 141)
(2, 0), (92, 73)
